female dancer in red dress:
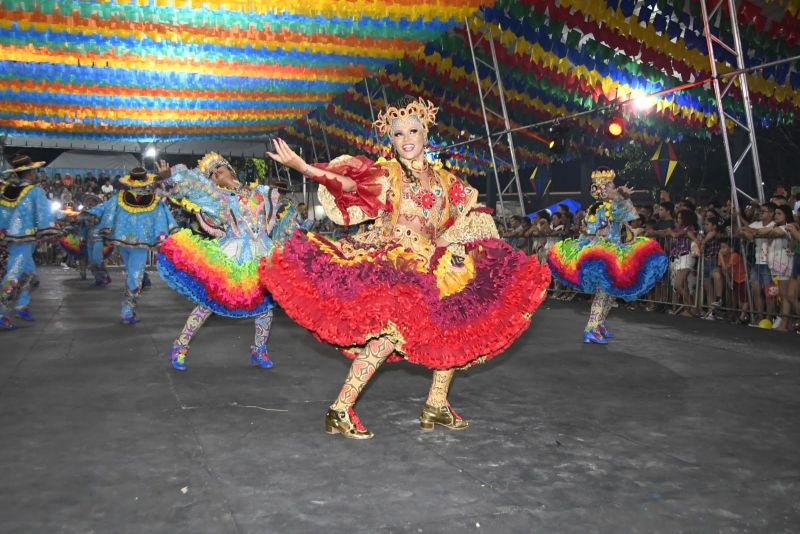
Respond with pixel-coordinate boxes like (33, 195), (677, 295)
(263, 97), (551, 439)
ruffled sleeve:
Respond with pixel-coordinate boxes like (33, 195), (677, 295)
(270, 202), (300, 245)
(162, 165), (230, 224)
(315, 155), (391, 226)
(94, 197), (118, 234)
(438, 171), (497, 244)
(440, 207), (500, 244)
(30, 187), (56, 231)
(611, 196), (638, 224)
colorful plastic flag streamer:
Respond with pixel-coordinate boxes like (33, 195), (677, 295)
(651, 142), (679, 186)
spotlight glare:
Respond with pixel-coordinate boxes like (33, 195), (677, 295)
(606, 117), (625, 138)
(633, 95), (657, 110)
(143, 146), (158, 159)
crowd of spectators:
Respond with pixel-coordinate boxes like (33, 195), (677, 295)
(34, 169), (119, 207)
(503, 189), (800, 333)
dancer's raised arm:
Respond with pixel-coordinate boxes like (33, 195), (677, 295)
(265, 138), (356, 192)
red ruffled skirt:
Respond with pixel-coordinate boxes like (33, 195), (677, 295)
(259, 231), (551, 369)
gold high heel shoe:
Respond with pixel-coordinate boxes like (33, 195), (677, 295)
(419, 403), (469, 431)
(325, 407), (374, 440)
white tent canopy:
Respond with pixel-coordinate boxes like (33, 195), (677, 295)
(4, 135), (276, 158)
(47, 150), (141, 173)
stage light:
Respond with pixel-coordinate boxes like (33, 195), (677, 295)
(607, 117), (625, 138)
(633, 95), (657, 110)
(547, 125), (567, 154)
(143, 145), (157, 159)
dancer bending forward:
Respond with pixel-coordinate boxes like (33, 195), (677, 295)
(547, 167), (668, 344)
(262, 97), (551, 439)
(156, 154), (301, 371)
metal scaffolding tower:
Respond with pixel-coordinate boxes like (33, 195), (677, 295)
(464, 18), (525, 217)
(699, 0), (766, 207)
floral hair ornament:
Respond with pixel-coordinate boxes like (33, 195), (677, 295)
(197, 152), (236, 179)
(374, 97), (439, 137)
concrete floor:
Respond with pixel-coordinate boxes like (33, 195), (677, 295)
(1, 267), (798, 534)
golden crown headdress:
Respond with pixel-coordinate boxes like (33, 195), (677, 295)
(374, 97), (438, 137)
(197, 152), (233, 178)
(590, 168), (616, 186)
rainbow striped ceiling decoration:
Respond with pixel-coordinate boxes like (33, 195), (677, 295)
(0, 0), (490, 142)
(281, 0), (800, 174)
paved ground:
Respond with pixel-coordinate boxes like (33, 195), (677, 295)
(1, 267), (798, 533)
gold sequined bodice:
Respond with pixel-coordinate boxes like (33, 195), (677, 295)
(394, 169), (445, 240)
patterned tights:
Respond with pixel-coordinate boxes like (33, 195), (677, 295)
(175, 305), (273, 352)
(330, 336), (458, 411)
(331, 337), (395, 411)
(585, 291), (614, 332)
(426, 369), (456, 408)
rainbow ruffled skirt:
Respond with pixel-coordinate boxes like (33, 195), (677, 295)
(157, 229), (273, 318)
(58, 234), (83, 256)
(547, 237), (667, 301)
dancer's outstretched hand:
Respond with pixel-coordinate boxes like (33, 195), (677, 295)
(266, 138), (305, 173)
(156, 159), (171, 180)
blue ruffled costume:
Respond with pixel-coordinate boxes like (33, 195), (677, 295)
(93, 192), (177, 248)
(547, 196), (667, 301)
(157, 166), (298, 318)
(90, 191), (177, 322)
(0, 184), (61, 324)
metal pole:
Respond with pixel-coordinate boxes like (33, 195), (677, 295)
(465, 17), (507, 221)
(700, 0), (758, 324)
(364, 79), (376, 124)
(726, 0), (764, 202)
(700, 0), (765, 205)
(306, 117), (319, 164)
(319, 120), (332, 161)
(487, 33), (525, 215)
(700, 0), (740, 213)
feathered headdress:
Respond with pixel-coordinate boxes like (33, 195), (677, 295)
(374, 97), (438, 137)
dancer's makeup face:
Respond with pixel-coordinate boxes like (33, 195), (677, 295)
(591, 181), (614, 200)
(212, 165), (239, 189)
(390, 116), (426, 161)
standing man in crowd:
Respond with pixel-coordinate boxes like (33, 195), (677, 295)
(737, 202), (776, 323)
(100, 178), (114, 197)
